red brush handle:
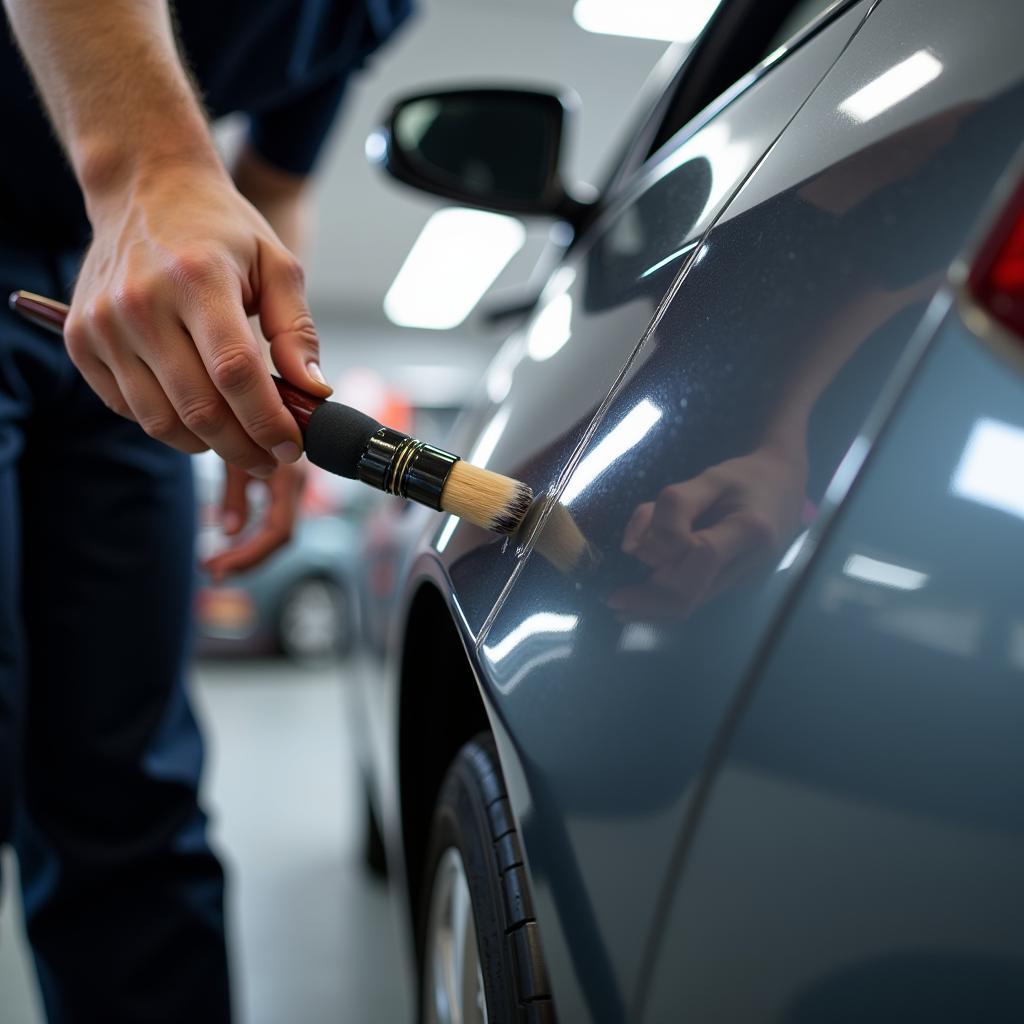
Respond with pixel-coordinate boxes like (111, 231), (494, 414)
(8, 290), (326, 431)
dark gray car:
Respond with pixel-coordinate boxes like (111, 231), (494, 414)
(351, 1), (1024, 1020)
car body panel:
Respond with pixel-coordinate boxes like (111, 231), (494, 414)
(351, 0), (1024, 1018)
(474, 0), (1024, 1018)
(643, 299), (1024, 1021)
(429, 1), (870, 638)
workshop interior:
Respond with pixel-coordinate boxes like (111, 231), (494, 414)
(2, 0), (1024, 1022)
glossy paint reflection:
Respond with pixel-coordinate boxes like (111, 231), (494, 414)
(436, 9), (862, 635)
(479, 1), (1024, 1017)
(643, 311), (1024, 1022)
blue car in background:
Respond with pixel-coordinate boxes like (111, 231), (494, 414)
(194, 451), (363, 661)
(351, 0), (1024, 1020)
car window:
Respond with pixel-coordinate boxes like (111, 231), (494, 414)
(644, 0), (852, 161)
(761, 0), (841, 59)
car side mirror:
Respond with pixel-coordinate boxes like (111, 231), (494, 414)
(371, 87), (591, 224)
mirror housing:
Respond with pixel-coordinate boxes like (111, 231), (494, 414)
(370, 87), (591, 225)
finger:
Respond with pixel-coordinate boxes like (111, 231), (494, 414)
(621, 502), (653, 553)
(648, 513), (770, 617)
(221, 463), (250, 536)
(70, 347), (136, 422)
(203, 465), (301, 579)
(175, 267), (304, 461)
(649, 541), (722, 618)
(258, 245), (332, 398)
(632, 475), (722, 567)
(140, 323), (277, 476)
(112, 355), (209, 454)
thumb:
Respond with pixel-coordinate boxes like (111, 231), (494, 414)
(259, 246), (333, 398)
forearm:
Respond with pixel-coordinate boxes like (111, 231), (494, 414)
(3, 0), (221, 209)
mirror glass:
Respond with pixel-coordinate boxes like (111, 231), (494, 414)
(391, 93), (562, 205)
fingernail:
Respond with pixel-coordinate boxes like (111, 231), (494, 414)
(306, 361), (330, 389)
(250, 463), (276, 479)
(272, 441), (301, 464)
(223, 510), (241, 533)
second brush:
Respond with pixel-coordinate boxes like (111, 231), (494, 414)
(9, 290), (532, 535)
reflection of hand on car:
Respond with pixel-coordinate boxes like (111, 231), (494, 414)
(608, 442), (807, 619)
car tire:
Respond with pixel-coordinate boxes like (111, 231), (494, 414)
(277, 577), (349, 662)
(418, 733), (555, 1024)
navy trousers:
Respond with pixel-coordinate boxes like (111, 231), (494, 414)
(0, 242), (231, 1022)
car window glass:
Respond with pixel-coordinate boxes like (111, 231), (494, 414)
(761, 0), (838, 59)
(645, 0), (850, 161)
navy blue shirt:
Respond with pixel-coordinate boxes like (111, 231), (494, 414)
(0, 0), (412, 247)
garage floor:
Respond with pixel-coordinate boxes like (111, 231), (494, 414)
(0, 660), (412, 1024)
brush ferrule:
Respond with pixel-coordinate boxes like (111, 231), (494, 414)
(357, 427), (459, 510)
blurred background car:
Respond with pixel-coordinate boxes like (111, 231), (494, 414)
(193, 373), (461, 662)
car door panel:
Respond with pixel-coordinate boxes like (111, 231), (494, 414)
(642, 303), (1024, 1022)
(475, 0), (1024, 1019)
(430, 1), (871, 638)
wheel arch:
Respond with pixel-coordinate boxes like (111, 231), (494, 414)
(397, 580), (491, 965)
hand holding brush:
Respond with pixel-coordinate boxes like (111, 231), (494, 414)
(9, 291), (533, 535)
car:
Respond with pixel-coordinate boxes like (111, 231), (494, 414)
(350, 1), (1024, 1020)
(193, 450), (364, 661)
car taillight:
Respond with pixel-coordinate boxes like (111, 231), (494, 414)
(969, 175), (1024, 339)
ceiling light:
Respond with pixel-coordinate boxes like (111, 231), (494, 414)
(843, 553), (928, 591)
(839, 50), (942, 123)
(572, 0), (721, 42)
(384, 208), (525, 330)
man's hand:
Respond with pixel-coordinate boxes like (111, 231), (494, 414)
(608, 443), (808, 620)
(66, 163), (331, 475)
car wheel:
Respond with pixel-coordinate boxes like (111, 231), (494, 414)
(277, 577), (349, 662)
(419, 734), (555, 1024)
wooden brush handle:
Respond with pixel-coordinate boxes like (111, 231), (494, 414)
(8, 290), (326, 431)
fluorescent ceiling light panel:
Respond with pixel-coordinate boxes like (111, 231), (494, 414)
(843, 553), (928, 591)
(573, 0), (721, 42)
(839, 50), (942, 123)
(952, 417), (1024, 520)
(384, 208), (525, 330)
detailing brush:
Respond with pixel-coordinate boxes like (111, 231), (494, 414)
(9, 290), (533, 535)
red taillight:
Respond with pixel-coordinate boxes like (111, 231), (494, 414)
(969, 176), (1024, 338)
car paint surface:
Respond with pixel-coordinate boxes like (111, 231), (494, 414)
(352, 0), (1024, 1019)
(642, 303), (1024, 1022)
(429, 0), (871, 637)
(475, 0), (1024, 1016)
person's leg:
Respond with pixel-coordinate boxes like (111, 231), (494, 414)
(10, 250), (231, 1022)
(0, 330), (26, 866)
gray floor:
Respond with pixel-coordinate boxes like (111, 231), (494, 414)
(0, 660), (412, 1024)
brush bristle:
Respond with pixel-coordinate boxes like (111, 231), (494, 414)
(441, 461), (532, 534)
(533, 501), (597, 574)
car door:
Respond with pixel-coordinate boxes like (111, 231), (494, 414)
(472, 0), (1024, 1020)
(635, 0), (1024, 1019)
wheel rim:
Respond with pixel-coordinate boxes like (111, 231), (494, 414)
(279, 580), (344, 660)
(423, 847), (488, 1024)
